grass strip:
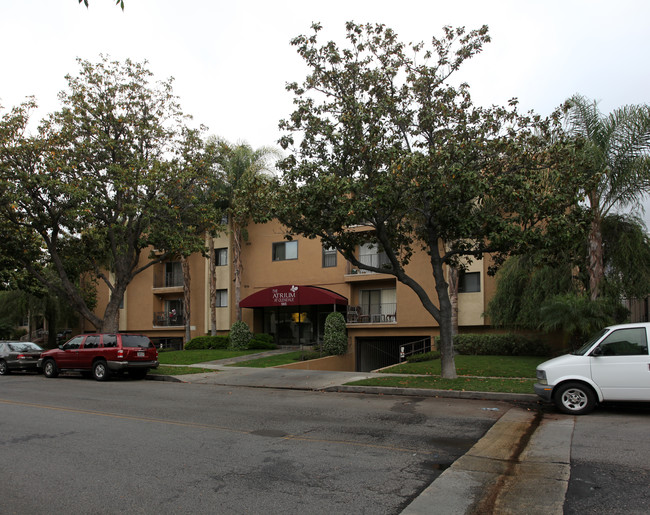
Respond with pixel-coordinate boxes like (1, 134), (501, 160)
(229, 351), (317, 368)
(382, 355), (545, 378)
(347, 375), (536, 394)
(158, 349), (261, 365)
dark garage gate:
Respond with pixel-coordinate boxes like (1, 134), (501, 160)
(355, 336), (431, 372)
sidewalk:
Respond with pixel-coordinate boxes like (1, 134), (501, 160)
(150, 353), (573, 514)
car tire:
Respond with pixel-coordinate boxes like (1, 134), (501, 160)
(0, 359), (9, 375)
(92, 360), (111, 381)
(128, 369), (148, 380)
(554, 382), (597, 415)
(43, 359), (59, 378)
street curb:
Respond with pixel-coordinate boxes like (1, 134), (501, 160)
(322, 385), (539, 403)
(401, 407), (573, 515)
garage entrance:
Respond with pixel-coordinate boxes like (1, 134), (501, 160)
(355, 336), (431, 372)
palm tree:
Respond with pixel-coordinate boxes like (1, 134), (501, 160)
(565, 95), (650, 299)
(212, 140), (279, 322)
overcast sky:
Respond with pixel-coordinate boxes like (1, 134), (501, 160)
(2, 0), (649, 225)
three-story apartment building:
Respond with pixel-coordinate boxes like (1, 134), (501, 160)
(83, 219), (496, 371)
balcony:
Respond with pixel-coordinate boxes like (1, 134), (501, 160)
(346, 303), (397, 324)
(153, 311), (186, 327)
(153, 270), (184, 293)
(345, 251), (395, 282)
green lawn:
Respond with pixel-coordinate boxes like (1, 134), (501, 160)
(157, 349), (261, 365)
(154, 350), (547, 393)
(347, 375), (536, 394)
(382, 355), (546, 378)
(347, 355), (546, 393)
(229, 351), (317, 368)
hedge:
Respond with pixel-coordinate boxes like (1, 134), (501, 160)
(185, 333), (277, 351)
(185, 335), (230, 350)
(435, 333), (550, 356)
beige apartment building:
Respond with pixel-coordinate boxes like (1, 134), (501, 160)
(84, 220), (496, 371)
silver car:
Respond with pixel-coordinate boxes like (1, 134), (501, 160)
(0, 341), (44, 375)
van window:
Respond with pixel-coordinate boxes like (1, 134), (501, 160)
(596, 328), (648, 356)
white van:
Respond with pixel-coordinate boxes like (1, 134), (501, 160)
(535, 323), (650, 414)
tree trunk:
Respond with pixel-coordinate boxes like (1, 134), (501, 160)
(233, 226), (243, 322)
(588, 216), (604, 300)
(448, 266), (459, 336)
(208, 234), (217, 335)
(182, 256), (191, 346)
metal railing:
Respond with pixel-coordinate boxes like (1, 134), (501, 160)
(153, 271), (184, 289)
(346, 303), (397, 324)
(153, 312), (186, 327)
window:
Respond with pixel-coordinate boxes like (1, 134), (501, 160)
(216, 289), (228, 307)
(359, 243), (389, 269)
(322, 246), (337, 268)
(459, 271), (480, 293)
(597, 328), (648, 356)
(63, 336), (84, 350)
(165, 262), (183, 287)
(83, 335), (100, 349)
(102, 334), (117, 348)
(216, 248), (228, 266)
(272, 241), (298, 261)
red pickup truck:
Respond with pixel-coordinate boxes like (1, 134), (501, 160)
(38, 333), (159, 381)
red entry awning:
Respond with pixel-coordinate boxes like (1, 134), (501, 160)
(240, 285), (348, 308)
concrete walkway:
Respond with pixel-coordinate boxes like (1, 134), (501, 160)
(151, 352), (573, 514)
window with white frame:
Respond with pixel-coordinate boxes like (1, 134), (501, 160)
(322, 246), (337, 268)
(272, 240), (298, 261)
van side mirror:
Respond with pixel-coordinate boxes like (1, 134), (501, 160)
(590, 346), (603, 357)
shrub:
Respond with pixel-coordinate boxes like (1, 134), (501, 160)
(249, 333), (277, 350)
(322, 312), (347, 355)
(407, 350), (441, 363)
(185, 335), (230, 350)
(229, 321), (252, 350)
(445, 333), (550, 356)
(185, 336), (212, 350)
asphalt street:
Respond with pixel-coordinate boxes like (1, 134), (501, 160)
(1, 361), (649, 514)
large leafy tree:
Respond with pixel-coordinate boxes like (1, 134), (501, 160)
(277, 22), (584, 378)
(487, 212), (650, 338)
(211, 139), (278, 322)
(0, 57), (220, 332)
(564, 95), (650, 299)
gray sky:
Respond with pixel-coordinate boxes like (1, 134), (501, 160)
(2, 0), (649, 225)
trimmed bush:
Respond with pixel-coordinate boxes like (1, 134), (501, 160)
(441, 333), (550, 356)
(323, 312), (348, 355)
(407, 350), (441, 363)
(185, 335), (229, 350)
(229, 321), (252, 350)
(249, 333), (277, 350)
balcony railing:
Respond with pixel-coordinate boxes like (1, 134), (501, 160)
(346, 303), (396, 324)
(153, 311), (186, 327)
(153, 272), (184, 289)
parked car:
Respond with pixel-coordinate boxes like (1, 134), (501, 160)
(0, 341), (44, 375)
(535, 322), (650, 414)
(38, 333), (158, 381)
